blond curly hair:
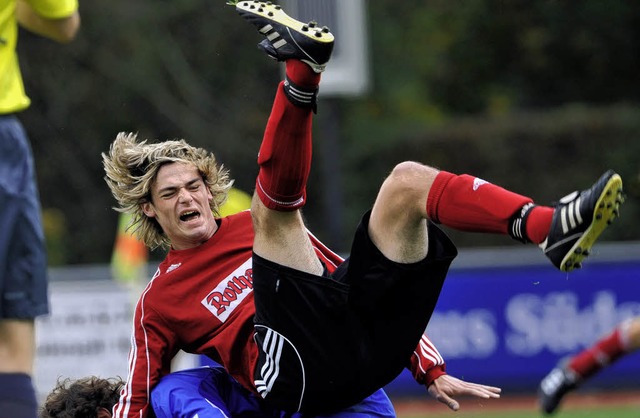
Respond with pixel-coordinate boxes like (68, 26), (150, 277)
(102, 132), (233, 250)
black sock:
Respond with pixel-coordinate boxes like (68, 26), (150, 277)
(508, 202), (536, 243)
(283, 75), (318, 113)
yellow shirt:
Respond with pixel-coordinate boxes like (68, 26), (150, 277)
(0, 0), (78, 114)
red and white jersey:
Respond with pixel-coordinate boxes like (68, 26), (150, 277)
(409, 334), (447, 386)
(113, 210), (446, 418)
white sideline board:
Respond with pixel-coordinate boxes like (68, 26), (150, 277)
(33, 279), (197, 401)
(33, 280), (134, 400)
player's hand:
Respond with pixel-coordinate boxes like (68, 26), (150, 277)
(427, 374), (501, 411)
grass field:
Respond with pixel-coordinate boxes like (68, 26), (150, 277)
(393, 390), (640, 418)
(398, 407), (638, 418)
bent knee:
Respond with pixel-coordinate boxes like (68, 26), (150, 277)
(383, 162), (439, 201)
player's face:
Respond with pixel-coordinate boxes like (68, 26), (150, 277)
(142, 162), (218, 250)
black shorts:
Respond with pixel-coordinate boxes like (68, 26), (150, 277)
(252, 210), (457, 414)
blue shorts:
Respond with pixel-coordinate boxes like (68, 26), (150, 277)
(0, 115), (48, 319)
(151, 366), (395, 418)
(0, 373), (37, 417)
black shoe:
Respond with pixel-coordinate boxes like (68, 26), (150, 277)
(538, 366), (579, 414)
(541, 170), (624, 272)
(233, 0), (334, 73)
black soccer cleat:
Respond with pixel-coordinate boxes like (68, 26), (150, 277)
(234, 0), (334, 73)
(538, 366), (579, 414)
(540, 169), (624, 272)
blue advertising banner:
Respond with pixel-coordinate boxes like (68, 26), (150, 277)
(385, 244), (640, 397)
(197, 243), (640, 397)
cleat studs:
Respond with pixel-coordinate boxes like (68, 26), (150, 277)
(308, 21), (317, 27)
(268, 11), (273, 16)
(574, 248), (582, 254)
(322, 26), (330, 33)
(314, 31), (322, 37)
(302, 25), (309, 31)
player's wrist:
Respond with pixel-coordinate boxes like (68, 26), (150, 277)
(424, 364), (447, 387)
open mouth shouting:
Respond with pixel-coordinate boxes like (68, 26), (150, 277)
(180, 210), (201, 223)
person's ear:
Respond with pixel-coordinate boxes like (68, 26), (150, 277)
(141, 202), (156, 218)
(97, 407), (112, 418)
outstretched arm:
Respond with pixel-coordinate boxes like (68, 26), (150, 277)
(16, 0), (80, 43)
(408, 333), (501, 411)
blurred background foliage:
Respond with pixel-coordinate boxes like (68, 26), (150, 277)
(16, 0), (640, 265)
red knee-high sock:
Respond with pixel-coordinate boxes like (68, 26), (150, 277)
(426, 171), (553, 239)
(256, 60), (320, 211)
(567, 327), (627, 380)
(526, 205), (555, 244)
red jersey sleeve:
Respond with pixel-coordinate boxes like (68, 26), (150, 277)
(408, 333), (447, 387)
(112, 284), (179, 418)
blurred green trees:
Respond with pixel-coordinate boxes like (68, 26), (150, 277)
(16, 0), (640, 264)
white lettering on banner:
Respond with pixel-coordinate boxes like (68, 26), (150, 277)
(505, 291), (640, 356)
(427, 291), (640, 360)
(427, 309), (498, 358)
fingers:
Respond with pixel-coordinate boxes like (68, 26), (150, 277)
(434, 392), (460, 411)
(428, 380), (461, 411)
(427, 375), (502, 411)
(463, 382), (502, 398)
(456, 382), (501, 399)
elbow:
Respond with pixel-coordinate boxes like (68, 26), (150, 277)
(55, 14), (80, 43)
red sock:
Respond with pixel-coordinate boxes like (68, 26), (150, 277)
(255, 61), (319, 211)
(426, 171), (533, 234)
(568, 327), (626, 379)
(286, 59), (321, 88)
(525, 206), (554, 244)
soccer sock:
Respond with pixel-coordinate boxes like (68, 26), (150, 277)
(524, 205), (554, 244)
(283, 59), (321, 111)
(255, 60), (319, 211)
(506, 202), (555, 244)
(567, 327), (627, 380)
(427, 171), (544, 237)
(286, 59), (321, 88)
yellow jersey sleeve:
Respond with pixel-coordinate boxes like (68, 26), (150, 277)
(24, 0), (78, 20)
(0, 0), (78, 114)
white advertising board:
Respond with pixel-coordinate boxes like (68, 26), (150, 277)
(33, 279), (135, 401)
